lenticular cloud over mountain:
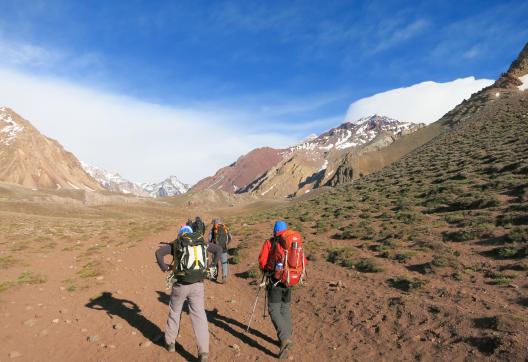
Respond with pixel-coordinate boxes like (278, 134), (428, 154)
(346, 77), (494, 124)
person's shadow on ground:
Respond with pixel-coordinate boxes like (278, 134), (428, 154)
(86, 292), (195, 361)
(156, 289), (276, 357)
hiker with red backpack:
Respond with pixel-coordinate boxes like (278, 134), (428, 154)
(258, 220), (306, 360)
(208, 218), (232, 284)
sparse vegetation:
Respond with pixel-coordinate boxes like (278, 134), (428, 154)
(388, 277), (425, 292)
(78, 261), (103, 278)
(16, 271), (47, 285)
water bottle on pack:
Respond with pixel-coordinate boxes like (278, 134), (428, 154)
(274, 262), (284, 280)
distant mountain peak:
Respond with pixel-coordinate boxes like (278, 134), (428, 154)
(82, 163), (189, 198)
(292, 115), (422, 152)
(142, 176), (190, 197)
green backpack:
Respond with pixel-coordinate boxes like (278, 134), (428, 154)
(173, 232), (208, 284)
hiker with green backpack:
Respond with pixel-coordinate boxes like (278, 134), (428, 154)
(208, 218), (232, 284)
(155, 225), (221, 362)
(258, 220), (307, 360)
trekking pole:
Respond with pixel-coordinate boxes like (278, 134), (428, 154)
(263, 284), (267, 320)
(246, 274), (266, 332)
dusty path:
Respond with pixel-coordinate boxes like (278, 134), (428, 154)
(0, 225), (290, 362)
(2, 219), (527, 361)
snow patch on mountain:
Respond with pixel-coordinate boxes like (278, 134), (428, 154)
(82, 162), (150, 197)
(518, 74), (528, 91)
(142, 176), (190, 197)
(292, 115), (422, 153)
(0, 107), (24, 146)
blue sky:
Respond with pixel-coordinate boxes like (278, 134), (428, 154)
(0, 0), (527, 183)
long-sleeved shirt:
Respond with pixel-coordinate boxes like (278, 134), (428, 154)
(258, 230), (286, 271)
(155, 242), (222, 272)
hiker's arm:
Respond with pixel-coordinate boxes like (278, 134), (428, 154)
(227, 231), (232, 244)
(258, 239), (271, 270)
(155, 244), (172, 272)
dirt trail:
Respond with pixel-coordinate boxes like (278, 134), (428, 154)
(1, 220), (527, 361)
(0, 225), (288, 362)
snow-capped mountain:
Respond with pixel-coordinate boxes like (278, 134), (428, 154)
(142, 176), (190, 197)
(291, 115), (420, 152)
(82, 163), (189, 198)
(81, 163), (150, 197)
(0, 107), (102, 191)
(240, 115), (424, 198)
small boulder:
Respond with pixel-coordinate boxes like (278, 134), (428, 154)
(23, 319), (37, 327)
(139, 340), (152, 348)
(9, 351), (21, 359)
(87, 335), (99, 343)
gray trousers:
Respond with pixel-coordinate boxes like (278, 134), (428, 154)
(220, 252), (229, 277)
(267, 283), (292, 344)
(165, 282), (209, 354)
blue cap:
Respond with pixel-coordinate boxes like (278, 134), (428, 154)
(179, 225), (193, 235)
(273, 220), (287, 234)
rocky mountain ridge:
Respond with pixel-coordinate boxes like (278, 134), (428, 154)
(82, 163), (189, 198)
(0, 107), (102, 191)
(238, 115), (424, 198)
(141, 176), (190, 197)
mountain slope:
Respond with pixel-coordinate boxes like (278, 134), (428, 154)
(232, 42), (528, 361)
(241, 115), (424, 198)
(0, 107), (102, 191)
(191, 147), (285, 193)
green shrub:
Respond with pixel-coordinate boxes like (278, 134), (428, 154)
(388, 277), (425, 292)
(508, 226), (528, 243)
(326, 247), (354, 266)
(355, 259), (383, 273)
(77, 261), (103, 278)
(487, 272), (516, 285)
(442, 230), (475, 242)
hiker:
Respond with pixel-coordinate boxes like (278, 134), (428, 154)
(192, 216), (206, 235)
(208, 218), (232, 283)
(155, 225), (221, 362)
(258, 220), (306, 360)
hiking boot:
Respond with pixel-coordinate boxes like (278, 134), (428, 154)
(199, 352), (209, 361)
(279, 339), (293, 360)
(165, 343), (175, 352)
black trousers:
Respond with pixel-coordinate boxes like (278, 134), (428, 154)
(267, 282), (292, 344)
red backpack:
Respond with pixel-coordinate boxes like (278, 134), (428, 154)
(267, 230), (306, 286)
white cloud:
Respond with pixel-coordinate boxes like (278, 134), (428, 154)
(0, 67), (299, 184)
(0, 38), (62, 67)
(346, 76), (494, 124)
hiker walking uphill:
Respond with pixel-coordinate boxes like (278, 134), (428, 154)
(209, 218), (232, 284)
(155, 225), (221, 362)
(192, 216), (206, 235)
(258, 221), (306, 360)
